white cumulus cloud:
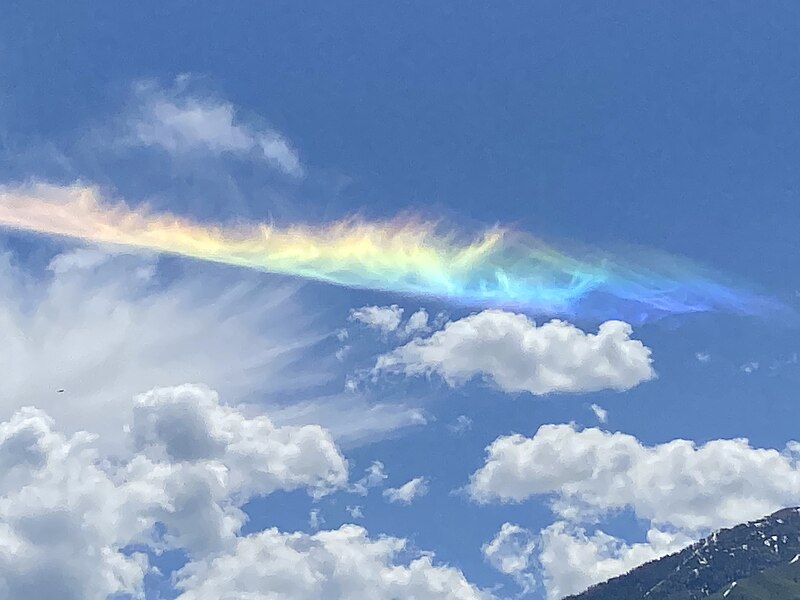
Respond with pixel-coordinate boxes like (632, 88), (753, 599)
(374, 310), (655, 395)
(537, 522), (692, 600)
(482, 523), (537, 594)
(0, 385), (491, 599)
(0, 385), (348, 597)
(469, 423), (800, 532)
(404, 308), (430, 336)
(132, 384), (348, 500)
(0, 408), (149, 600)
(174, 524), (491, 600)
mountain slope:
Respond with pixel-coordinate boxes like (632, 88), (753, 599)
(704, 559), (800, 600)
(566, 507), (800, 600)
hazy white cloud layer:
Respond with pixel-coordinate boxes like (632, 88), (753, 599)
(0, 249), (322, 448)
(375, 310), (655, 395)
(0, 247), (422, 449)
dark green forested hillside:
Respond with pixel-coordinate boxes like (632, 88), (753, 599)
(704, 560), (800, 599)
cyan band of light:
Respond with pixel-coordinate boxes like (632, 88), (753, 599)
(0, 183), (773, 321)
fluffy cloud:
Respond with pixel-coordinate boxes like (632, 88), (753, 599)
(132, 384), (347, 500)
(0, 337), (486, 600)
(374, 310), (654, 395)
(350, 304), (404, 334)
(404, 309), (430, 336)
(132, 80), (303, 176)
(129, 385), (347, 557)
(0, 385), (490, 600)
(351, 460), (388, 495)
(537, 523), (692, 600)
(469, 424), (800, 532)
(472, 425), (800, 598)
(482, 523), (537, 594)
(0, 408), (149, 600)
(384, 476), (429, 505)
(174, 525), (490, 600)
(0, 386), (487, 599)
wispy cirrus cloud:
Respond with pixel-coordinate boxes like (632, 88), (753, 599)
(129, 78), (303, 177)
(0, 242), (425, 450)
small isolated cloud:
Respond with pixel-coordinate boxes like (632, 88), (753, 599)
(590, 403), (608, 424)
(309, 509), (324, 530)
(349, 304), (404, 334)
(346, 505), (365, 519)
(741, 361), (759, 374)
(482, 523), (537, 594)
(769, 352), (799, 373)
(383, 476), (429, 505)
(695, 352), (711, 363)
(131, 80), (303, 176)
(351, 460), (388, 496)
(448, 415), (473, 435)
(374, 310), (655, 395)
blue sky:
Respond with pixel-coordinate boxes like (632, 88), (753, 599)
(1, 2), (800, 599)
